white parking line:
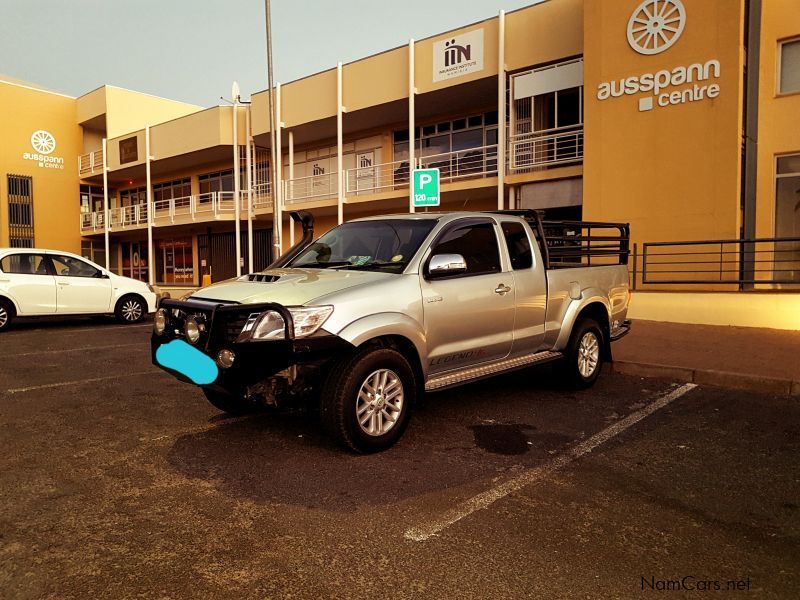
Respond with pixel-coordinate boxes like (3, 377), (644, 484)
(404, 382), (698, 542)
(4, 343), (144, 358)
(6, 370), (159, 394)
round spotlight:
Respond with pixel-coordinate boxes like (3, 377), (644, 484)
(217, 349), (236, 369)
(154, 308), (168, 335)
(184, 316), (201, 344)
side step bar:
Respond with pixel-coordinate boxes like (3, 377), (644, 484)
(425, 350), (563, 392)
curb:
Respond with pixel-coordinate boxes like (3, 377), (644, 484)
(611, 360), (800, 397)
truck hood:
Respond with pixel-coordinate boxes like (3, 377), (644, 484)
(189, 268), (395, 306)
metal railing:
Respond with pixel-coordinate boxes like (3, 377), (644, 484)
(634, 237), (800, 287)
(508, 125), (583, 173)
(78, 149), (104, 176)
(285, 171), (338, 204)
(344, 159), (411, 196)
(78, 187), (275, 232)
(418, 144), (498, 183)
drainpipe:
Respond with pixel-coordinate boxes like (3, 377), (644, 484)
(246, 105), (254, 274)
(232, 83), (242, 277)
(741, 0), (761, 289)
(337, 63), (344, 225)
(102, 137), (109, 271)
(145, 126), (154, 286)
(497, 10), (506, 211)
(408, 38), (416, 214)
(288, 130), (295, 246)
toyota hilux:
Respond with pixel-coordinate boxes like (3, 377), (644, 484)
(152, 210), (631, 452)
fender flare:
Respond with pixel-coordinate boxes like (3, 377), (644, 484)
(0, 293), (21, 315)
(335, 312), (428, 375)
(553, 290), (612, 352)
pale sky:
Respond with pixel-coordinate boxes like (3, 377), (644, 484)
(0, 0), (540, 106)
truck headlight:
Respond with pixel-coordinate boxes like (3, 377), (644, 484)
(154, 308), (168, 335)
(184, 316), (202, 344)
(238, 306), (333, 341)
(290, 306), (334, 337)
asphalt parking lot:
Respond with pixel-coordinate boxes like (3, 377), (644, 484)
(1, 319), (798, 599)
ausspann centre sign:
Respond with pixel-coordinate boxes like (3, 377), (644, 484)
(23, 130), (65, 170)
(433, 29), (484, 82)
(597, 0), (721, 111)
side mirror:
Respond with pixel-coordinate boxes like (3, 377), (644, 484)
(427, 253), (467, 278)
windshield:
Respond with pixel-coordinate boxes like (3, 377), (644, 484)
(286, 219), (437, 273)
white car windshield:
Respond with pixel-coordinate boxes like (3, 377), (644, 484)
(287, 220), (437, 273)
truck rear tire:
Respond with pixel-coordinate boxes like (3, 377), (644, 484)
(202, 388), (256, 416)
(562, 318), (604, 389)
(321, 347), (416, 453)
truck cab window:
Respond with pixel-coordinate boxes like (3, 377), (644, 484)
(431, 222), (500, 275)
(501, 222), (533, 270)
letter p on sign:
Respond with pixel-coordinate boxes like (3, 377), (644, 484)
(413, 168), (440, 207)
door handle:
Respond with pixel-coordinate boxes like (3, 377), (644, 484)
(58, 282), (70, 286)
(494, 284), (511, 295)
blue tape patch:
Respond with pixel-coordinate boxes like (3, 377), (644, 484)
(155, 339), (219, 385)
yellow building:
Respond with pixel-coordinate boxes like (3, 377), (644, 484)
(1, 0), (798, 326)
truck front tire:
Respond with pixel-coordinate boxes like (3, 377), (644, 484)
(563, 318), (604, 388)
(321, 347), (416, 453)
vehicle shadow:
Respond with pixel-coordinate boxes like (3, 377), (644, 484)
(166, 364), (600, 512)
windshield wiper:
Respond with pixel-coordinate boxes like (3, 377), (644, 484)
(292, 261), (353, 269)
(335, 261), (404, 271)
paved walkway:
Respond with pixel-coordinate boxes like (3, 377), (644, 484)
(613, 320), (800, 395)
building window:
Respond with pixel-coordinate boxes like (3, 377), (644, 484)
(119, 186), (147, 207)
(7, 175), (34, 248)
(81, 240), (106, 269)
(119, 137), (139, 164)
(80, 184), (106, 214)
(156, 237), (194, 285)
(152, 178), (191, 205)
(198, 170), (234, 195)
(775, 154), (800, 282)
(779, 39), (800, 94)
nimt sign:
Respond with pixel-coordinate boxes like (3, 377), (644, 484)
(433, 29), (484, 82)
(413, 169), (440, 207)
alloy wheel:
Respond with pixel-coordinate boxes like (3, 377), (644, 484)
(577, 331), (600, 378)
(121, 299), (143, 322)
(356, 368), (404, 437)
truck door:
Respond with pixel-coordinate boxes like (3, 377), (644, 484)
(500, 221), (548, 352)
(421, 218), (515, 374)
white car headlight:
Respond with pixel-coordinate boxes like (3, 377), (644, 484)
(239, 306), (333, 341)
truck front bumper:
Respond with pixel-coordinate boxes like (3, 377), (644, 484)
(150, 297), (353, 392)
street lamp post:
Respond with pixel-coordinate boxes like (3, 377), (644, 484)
(264, 0), (281, 261)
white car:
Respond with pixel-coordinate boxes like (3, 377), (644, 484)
(0, 248), (158, 332)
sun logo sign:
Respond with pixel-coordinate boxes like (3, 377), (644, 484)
(627, 0), (686, 55)
(31, 130), (56, 155)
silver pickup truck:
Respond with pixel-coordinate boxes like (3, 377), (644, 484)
(152, 210), (631, 452)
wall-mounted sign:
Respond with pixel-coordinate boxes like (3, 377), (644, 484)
(627, 0), (686, 56)
(433, 29), (484, 82)
(597, 59), (721, 111)
(119, 137), (138, 164)
(597, 1), (720, 112)
(22, 130), (64, 170)
(413, 168), (440, 207)
(355, 151), (375, 192)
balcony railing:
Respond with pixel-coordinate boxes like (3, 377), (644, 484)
(79, 188), (274, 232)
(344, 159), (411, 196)
(418, 144), (498, 182)
(285, 172), (339, 204)
(78, 149), (104, 176)
(508, 125), (584, 173)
